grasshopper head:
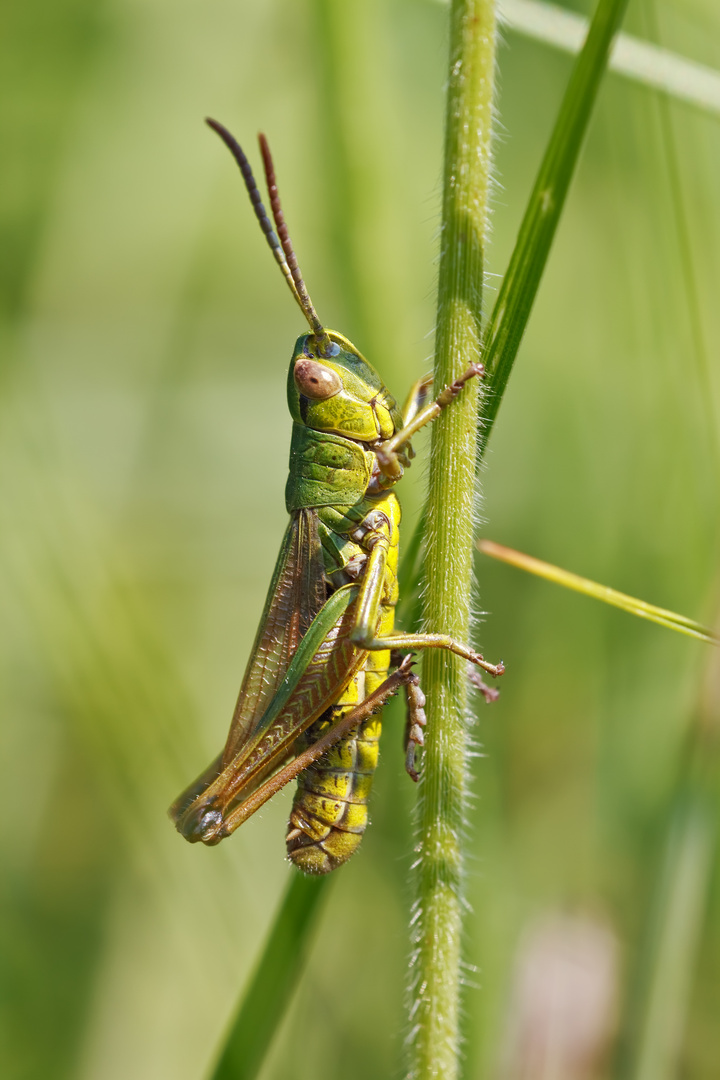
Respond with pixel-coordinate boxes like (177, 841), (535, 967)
(287, 330), (403, 442)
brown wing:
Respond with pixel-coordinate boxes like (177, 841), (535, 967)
(169, 508), (325, 822)
(173, 584), (368, 844)
(221, 507), (326, 763)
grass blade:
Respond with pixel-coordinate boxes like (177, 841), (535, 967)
(628, 792), (716, 1080)
(210, 873), (329, 1080)
(617, 633), (720, 1080)
(401, 0), (629, 583)
(479, 0), (630, 450)
(478, 539), (719, 644)
(639, 1), (720, 478)
(500, 0), (720, 117)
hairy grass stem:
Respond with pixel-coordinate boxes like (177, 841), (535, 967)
(410, 0), (628, 1075)
(408, 2), (497, 1077)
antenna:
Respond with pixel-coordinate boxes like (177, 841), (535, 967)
(258, 134), (329, 352)
(205, 118), (331, 353)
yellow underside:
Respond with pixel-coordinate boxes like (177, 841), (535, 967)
(287, 491), (400, 874)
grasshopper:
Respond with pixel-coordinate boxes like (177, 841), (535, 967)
(170, 120), (504, 874)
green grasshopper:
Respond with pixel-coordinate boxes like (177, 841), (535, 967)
(170, 119), (504, 875)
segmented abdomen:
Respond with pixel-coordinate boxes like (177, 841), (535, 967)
(285, 703), (382, 874)
(286, 604), (395, 874)
(286, 491), (400, 874)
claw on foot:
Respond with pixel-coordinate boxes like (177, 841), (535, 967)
(473, 652), (505, 679)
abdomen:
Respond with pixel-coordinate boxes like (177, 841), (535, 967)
(286, 493), (399, 874)
(285, 693), (382, 874)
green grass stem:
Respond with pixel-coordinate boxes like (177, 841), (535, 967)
(409, 0), (629, 1075)
(408, 2), (497, 1078)
(401, 0), (629, 570)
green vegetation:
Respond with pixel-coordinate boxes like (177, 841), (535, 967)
(1, 1), (718, 1078)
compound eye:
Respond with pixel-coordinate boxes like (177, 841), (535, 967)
(294, 359), (342, 400)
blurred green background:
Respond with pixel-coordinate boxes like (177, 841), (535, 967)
(1, 1), (719, 1078)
